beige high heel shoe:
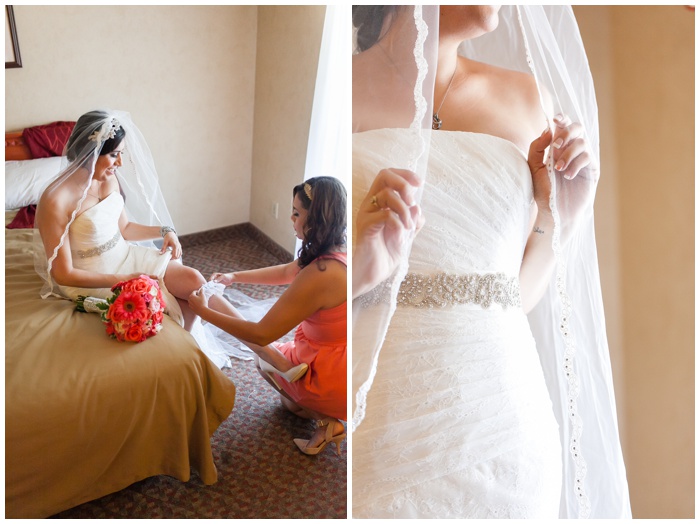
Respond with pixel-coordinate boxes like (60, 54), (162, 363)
(294, 418), (346, 456)
(259, 359), (308, 390)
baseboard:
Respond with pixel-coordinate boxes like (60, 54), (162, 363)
(241, 223), (295, 263)
(179, 222), (294, 263)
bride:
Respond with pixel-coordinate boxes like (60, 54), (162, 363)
(351, 6), (630, 518)
(35, 109), (304, 373)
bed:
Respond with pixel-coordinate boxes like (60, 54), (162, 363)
(5, 128), (237, 518)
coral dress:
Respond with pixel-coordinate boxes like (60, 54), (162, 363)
(276, 252), (347, 421)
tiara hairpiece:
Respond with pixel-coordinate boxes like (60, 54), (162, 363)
(304, 183), (313, 201)
(88, 118), (121, 143)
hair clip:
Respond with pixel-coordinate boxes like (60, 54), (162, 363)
(89, 117), (121, 143)
(304, 183), (313, 201)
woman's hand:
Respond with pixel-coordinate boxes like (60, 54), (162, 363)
(550, 113), (597, 182)
(528, 113), (598, 213)
(187, 288), (209, 314)
(210, 271), (235, 286)
(353, 168), (423, 299)
(527, 113), (598, 238)
(161, 232), (182, 259)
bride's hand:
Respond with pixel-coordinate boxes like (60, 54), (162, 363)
(210, 272), (234, 286)
(161, 232), (182, 259)
(550, 113), (597, 182)
(353, 168), (423, 299)
(528, 113), (598, 236)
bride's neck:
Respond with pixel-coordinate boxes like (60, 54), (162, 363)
(436, 43), (461, 86)
(376, 8), (417, 63)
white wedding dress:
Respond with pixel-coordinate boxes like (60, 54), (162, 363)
(55, 192), (231, 368)
(352, 129), (562, 518)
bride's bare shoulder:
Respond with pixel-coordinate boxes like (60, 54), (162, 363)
(481, 60), (546, 111)
(36, 177), (80, 223)
(470, 58), (551, 140)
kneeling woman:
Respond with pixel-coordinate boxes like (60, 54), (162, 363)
(189, 176), (347, 454)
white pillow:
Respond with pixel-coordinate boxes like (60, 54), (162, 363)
(5, 156), (65, 210)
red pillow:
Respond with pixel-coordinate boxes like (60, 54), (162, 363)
(22, 121), (75, 159)
(6, 205), (36, 229)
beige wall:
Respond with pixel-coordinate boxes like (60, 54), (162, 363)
(5, 5), (257, 235)
(575, 6), (694, 518)
(250, 5), (326, 254)
(5, 6), (324, 246)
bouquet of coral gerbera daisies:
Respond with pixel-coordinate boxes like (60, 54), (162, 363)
(76, 275), (165, 343)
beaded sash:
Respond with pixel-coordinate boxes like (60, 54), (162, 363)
(72, 230), (121, 259)
(398, 271), (521, 309)
(359, 271), (521, 310)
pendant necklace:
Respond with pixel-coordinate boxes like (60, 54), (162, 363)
(432, 64), (458, 130)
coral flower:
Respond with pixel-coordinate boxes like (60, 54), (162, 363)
(94, 276), (165, 342)
(110, 291), (149, 323)
(124, 277), (152, 294)
(125, 324), (146, 343)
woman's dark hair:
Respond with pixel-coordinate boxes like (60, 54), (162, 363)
(65, 110), (126, 161)
(293, 176), (347, 269)
(352, 5), (399, 52)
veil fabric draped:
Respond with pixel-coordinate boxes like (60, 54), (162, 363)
(351, 6), (631, 518)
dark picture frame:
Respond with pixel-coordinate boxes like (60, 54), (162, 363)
(5, 6), (22, 69)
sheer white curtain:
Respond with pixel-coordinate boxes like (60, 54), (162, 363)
(297, 5), (350, 255)
(303, 5), (349, 187)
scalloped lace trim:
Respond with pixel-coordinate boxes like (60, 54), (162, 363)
(516, 6), (591, 518)
(352, 5), (431, 434)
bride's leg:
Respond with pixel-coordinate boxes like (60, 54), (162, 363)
(176, 297), (197, 331)
(163, 262), (206, 332)
(164, 261), (297, 371)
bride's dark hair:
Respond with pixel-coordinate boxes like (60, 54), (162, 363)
(293, 176), (346, 270)
(65, 110), (126, 161)
(352, 6), (400, 52)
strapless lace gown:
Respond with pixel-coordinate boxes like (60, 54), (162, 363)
(57, 192), (230, 368)
(352, 129), (562, 518)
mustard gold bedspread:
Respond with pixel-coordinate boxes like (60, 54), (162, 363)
(5, 218), (236, 518)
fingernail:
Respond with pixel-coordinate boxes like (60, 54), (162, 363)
(541, 127), (549, 136)
(408, 187), (417, 207)
(554, 113), (564, 121)
(555, 160), (565, 171)
(564, 173), (573, 180)
(553, 138), (564, 149)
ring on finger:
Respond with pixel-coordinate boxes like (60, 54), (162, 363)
(370, 195), (379, 208)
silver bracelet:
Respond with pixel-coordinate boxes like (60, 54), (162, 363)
(160, 225), (177, 238)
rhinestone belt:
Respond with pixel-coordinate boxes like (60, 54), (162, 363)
(359, 271), (521, 309)
(72, 230), (121, 259)
(398, 271), (521, 309)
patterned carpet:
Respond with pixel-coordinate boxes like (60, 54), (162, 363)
(51, 224), (347, 519)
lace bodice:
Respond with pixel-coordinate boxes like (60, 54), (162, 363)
(352, 129), (534, 277)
